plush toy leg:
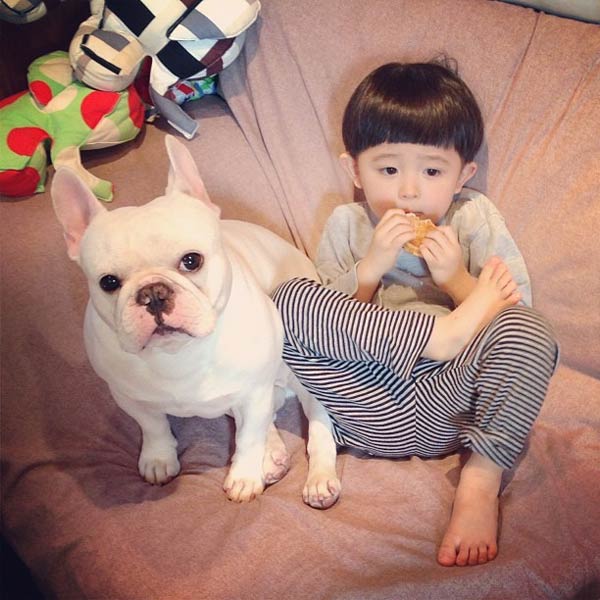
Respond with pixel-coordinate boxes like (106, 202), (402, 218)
(150, 87), (199, 140)
(53, 146), (113, 202)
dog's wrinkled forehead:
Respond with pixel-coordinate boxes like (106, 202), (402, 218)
(80, 194), (221, 274)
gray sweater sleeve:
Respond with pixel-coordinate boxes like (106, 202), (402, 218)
(316, 203), (373, 295)
(451, 190), (533, 306)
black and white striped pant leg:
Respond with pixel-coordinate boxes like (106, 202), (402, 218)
(271, 278), (436, 455)
(456, 305), (559, 469)
(272, 278), (435, 377)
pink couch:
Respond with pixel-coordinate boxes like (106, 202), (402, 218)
(2, 0), (599, 598)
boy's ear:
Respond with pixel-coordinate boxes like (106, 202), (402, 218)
(339, 153), (362, 189)
(456, 161), (478, 192)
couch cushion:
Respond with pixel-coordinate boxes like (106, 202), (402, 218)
(220, 0), (600, 376)
(498, 0), (600, 23)
(77, 95), (295, 243)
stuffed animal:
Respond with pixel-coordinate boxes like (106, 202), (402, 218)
(0, 51), (144, 200)
(0, 0), (47, 24)
(69, 0), (260, 139)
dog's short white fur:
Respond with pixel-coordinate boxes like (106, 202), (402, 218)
(51, 135), (340, 508)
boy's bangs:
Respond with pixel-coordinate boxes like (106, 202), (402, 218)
(369, 101), (459, 152)
(343, 62), (483, 162)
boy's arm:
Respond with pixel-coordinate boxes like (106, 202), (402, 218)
(354, 260), (383, 302)
(465, 192), (532, 306)
(318, 206), (417, 303)
(316, 206), (366, 297)
(421, 225), (477, 305)
(468, 219), (532, 306)
(354, 209), (416, 302)
(425, 193), (532, 307)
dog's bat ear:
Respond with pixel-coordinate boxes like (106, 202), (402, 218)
(164, 135), (221, 216)
(51, 167), (106, 262)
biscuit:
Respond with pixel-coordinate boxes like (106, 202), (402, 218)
(403, 214), (437, 257)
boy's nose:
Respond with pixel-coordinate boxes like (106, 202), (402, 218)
(399, 178), (418, 199)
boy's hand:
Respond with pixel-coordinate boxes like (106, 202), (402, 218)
(421, 226), (467, 288)
(362, 209), (415, 278)
(354, 209), (415, 302)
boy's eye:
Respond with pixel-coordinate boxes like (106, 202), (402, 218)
(425, 168), (441, 177)
(381, 167), (397, 175)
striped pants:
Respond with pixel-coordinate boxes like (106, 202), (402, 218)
(272, 278), (559, 469)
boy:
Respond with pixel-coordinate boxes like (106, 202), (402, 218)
(272, 60), (558, 566)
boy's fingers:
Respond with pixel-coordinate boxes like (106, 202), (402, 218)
(420, 240), (440, 260)
(378, 208), (409, 228)
(376, 219), (414, 242)
(424, 226), (458, 251)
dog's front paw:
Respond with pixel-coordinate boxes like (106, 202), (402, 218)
(138, 448), (180, 485)
(223, 472), (265, 503)
(303, 472), (341, 509)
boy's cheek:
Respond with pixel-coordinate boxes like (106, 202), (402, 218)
(369, 199), (397, 218)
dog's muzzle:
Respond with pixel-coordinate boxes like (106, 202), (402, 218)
(136, 282), (174, 325)
(116, 275), (219, 353)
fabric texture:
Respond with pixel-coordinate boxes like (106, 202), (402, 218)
(2, 0), (600, 598)
(102, 0), (259, 93)
(0, 0), (46, 23)
(498, 0), (600, 23)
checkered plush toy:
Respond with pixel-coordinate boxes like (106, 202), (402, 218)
(70, 0), (260, 138)
(0, 0), (47, 24)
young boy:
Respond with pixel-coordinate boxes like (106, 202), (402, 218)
(272, 60), (558, 567)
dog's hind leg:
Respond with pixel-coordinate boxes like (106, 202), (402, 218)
(225, 386), (278, 502)
(290, 375), (341, 509)
(263, 420), (290, 485)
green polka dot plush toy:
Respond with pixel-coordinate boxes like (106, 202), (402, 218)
(0, 51), (144, 201)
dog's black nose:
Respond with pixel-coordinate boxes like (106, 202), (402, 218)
(136, 283), (174, 325)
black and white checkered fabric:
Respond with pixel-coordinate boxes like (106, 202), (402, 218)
(103, 0), (260, 93)
(0, 0), (47, 23)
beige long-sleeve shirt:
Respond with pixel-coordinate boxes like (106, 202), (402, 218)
(316, 188), (532, 317)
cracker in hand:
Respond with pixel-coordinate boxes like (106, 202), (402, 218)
(403, 214), (437, 257)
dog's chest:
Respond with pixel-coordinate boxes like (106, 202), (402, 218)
(152, 375), (247, 418)
(88, 313), (277, 419)
(120, 345), (266, 418)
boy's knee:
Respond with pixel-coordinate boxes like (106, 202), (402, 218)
(271, 277), (316, 310)
(487, 306), (559, 368)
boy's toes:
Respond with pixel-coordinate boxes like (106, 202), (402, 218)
(456, 543), (471, 566)
(484, 255), (502, 272)
(507, 290), (521, 305)
(473, 542), (497, 565)
(468, 547), (481, 565)
(480, 256), (504, 282)
(437, 540), (459, 566)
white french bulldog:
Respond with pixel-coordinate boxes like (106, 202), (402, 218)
(51, 135), (340, 508)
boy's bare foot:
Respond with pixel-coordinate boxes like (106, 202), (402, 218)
(423, 256), (520, 361)
(437, 453), (502, 567)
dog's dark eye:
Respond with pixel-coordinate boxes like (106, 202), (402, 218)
(179, 252), (203, 272)
(99, 274), (121, 293)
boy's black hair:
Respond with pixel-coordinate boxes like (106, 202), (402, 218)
(342, 59), (484, 163)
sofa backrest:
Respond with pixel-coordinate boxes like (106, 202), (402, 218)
(221, 0), (600, 376)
